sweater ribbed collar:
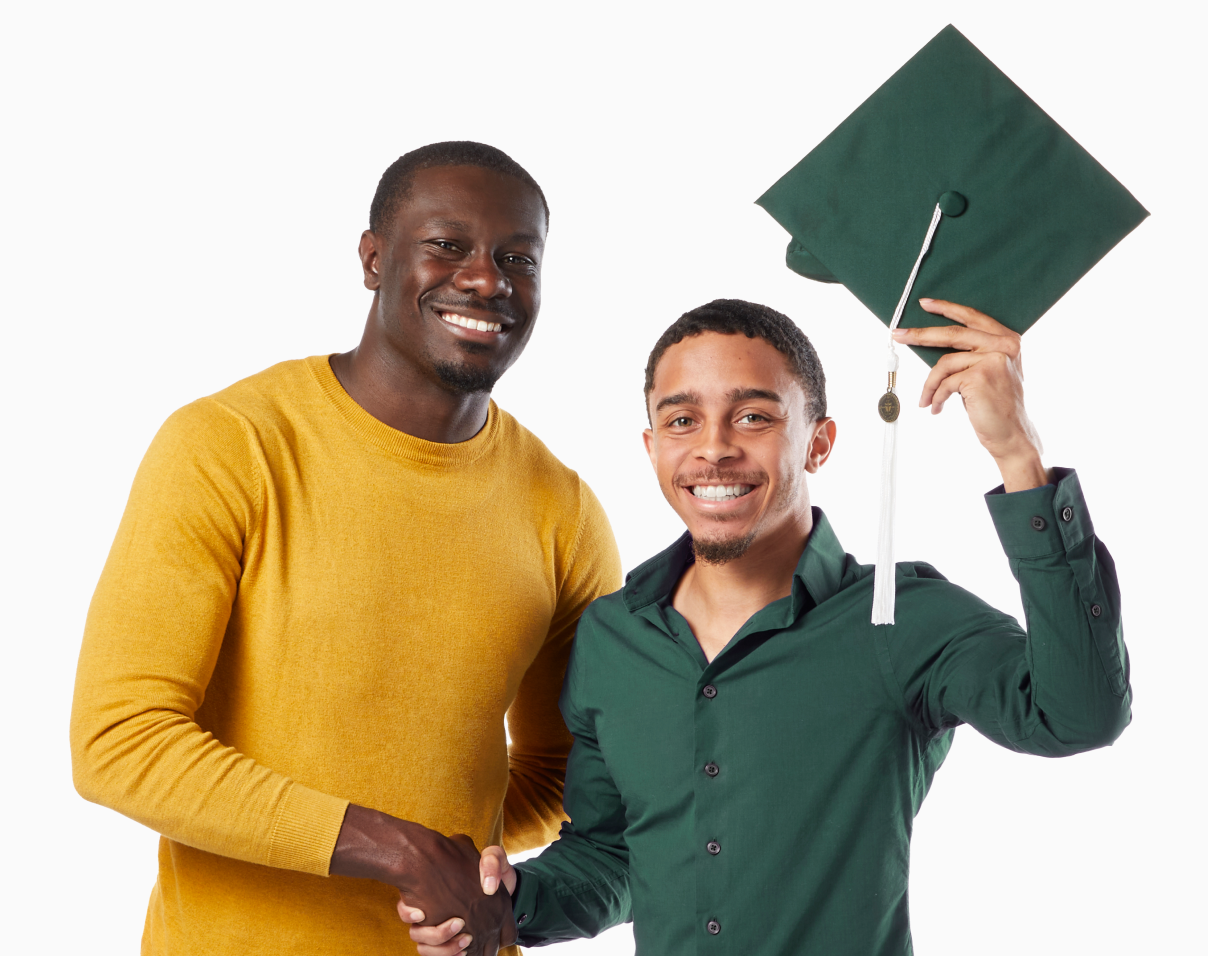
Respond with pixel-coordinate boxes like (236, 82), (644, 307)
(307, 355), (500, 467)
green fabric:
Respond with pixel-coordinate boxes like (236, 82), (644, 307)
(756, 25), (1149, 367)
(513, 468), (1130, 954)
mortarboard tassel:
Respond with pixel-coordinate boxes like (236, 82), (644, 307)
(872, 203), (944, 625)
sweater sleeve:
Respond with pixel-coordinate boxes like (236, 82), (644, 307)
(503, 480), (622, 853)
(69, 399), (349, 876)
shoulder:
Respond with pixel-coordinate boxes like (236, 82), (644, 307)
(202, 357), (321, 429)
(143, 358), (319, 484)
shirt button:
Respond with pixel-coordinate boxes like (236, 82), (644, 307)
(704, 762), (720, 777)
(1061, 506), (1074, 522)
(1091, 604), (1103, 617)
(702, 684), (718, 699)
(707, 919), (721, 935)
(1030, 515), (1047, 531)
(707, 840), (721, 855)
(517, 913), (528, 926)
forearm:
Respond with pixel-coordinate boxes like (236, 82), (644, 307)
(71, 681), (348, 873)
(512, 827), (632, 946)
(987, 467), (1130, 752)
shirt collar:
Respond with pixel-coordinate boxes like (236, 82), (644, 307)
(622, 507), (849, 614)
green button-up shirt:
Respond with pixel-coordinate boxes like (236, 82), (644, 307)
(512, 469), (1130, 955)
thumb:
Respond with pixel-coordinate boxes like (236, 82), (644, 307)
(479, 845), (513, 895)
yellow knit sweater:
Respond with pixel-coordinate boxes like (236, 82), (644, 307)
(70, 356), (621, 955)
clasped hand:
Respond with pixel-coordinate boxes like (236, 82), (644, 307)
(330, 805), (516, 956)
(402, 846), (516, 956)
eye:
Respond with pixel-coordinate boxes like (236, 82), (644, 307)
(501, 254), (535, 266)
(738, 413), (768, 424)
(430, 239), (462, 252)
(669, 416), (694, 427)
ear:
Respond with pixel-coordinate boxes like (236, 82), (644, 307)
(643, 427), (657, 471)
(803, 418), (837, 474)
(359, 230), (382, 291)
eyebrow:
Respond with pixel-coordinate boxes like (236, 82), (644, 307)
(655, 387), (784, 413)
(655, 391), (702, 412)
(727, 387), (783, 404)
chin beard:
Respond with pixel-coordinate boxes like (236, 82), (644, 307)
(431, 358), (500, 395)
(691, 529), (757, 565)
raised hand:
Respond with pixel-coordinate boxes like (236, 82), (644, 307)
(330, 805), (517, 955)
(408, 846), (517, 956)
(891, 297), (1049, 492)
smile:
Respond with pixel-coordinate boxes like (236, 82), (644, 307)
(691, 484), (755, 501)
(439, 311), (504, 333)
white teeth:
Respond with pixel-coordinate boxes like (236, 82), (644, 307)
(691, 484), (755, 501)
(440, 312), (502, 333)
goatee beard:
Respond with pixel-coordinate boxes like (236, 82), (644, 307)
(691, 530), (757, 565)
(431, 359), (500, 395)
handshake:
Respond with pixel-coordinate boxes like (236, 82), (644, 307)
(330, 805), (519, 956)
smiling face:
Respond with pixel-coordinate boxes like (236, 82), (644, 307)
(643, 332), (836, 564)
(359, 164), (547, 393)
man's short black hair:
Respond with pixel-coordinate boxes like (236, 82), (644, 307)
(369, 141), (549, 235)
(644, 299), (827, 422)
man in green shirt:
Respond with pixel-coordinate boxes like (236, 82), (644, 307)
(409, 297), (1130, 956)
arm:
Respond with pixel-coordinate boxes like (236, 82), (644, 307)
(411, 616), (632, 955)
(502, 480), (622, 853)
(70, 400), (348, 873)
(72, 400), (512, 952)
(887, 300), (1130, 753)
(888, 470), (1129, 755)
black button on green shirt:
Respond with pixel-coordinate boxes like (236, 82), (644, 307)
(513, 468), (1130, 955)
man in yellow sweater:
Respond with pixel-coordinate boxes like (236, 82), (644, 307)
(70, 141), (621, 956)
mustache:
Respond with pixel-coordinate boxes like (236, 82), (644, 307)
(675, 470), (766, 488)
(423, 292), (522, 323)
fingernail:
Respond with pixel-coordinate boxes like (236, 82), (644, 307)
(459, 935), (472, 949)
(408, 910), (424, 922)
(484, 876), (498, 893)
(451, 920), (465, 934)
(919, 297), (934, 304)
(891, 330), (909, 340)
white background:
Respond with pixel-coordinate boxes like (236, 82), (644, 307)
(2, 1), (1203, 953)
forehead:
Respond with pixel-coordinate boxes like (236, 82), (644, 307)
(651, 332), (802, 403)
(397, 165), (547, 238)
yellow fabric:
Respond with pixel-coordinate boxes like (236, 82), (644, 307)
(71, 355), (622, 955)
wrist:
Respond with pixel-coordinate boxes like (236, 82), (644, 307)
(330, 804), (423, 887)
(995, 451), (1049, 493)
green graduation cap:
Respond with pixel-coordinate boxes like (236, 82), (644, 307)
(756, 24), (1148, 624)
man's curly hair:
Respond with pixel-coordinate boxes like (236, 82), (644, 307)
(644, 299), (827, 422)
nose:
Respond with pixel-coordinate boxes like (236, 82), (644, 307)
(454, 251), (512, 299)
(695, 418), (740, 465)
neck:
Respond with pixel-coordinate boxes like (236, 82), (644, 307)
(673, 505), (814, 663)
(330, 303), (492, 444)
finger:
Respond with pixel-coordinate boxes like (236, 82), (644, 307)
(480, 845), (508, 895)
(919, 351), (979, 407)
(931, 371), (968, 413)
(410, 918), (469, 948)
(415, 935), (473, 956)
(396, 898), (426, 924)
(892, 324), (1002, 352)
(918, 298), (1012, 336)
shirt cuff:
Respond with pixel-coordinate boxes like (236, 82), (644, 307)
(511, 865), (540, 942)
(985, 466), (1093, 559)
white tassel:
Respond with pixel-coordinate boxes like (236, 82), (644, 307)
(871, 203), (944, 626)
(872, 349), (900, 625)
